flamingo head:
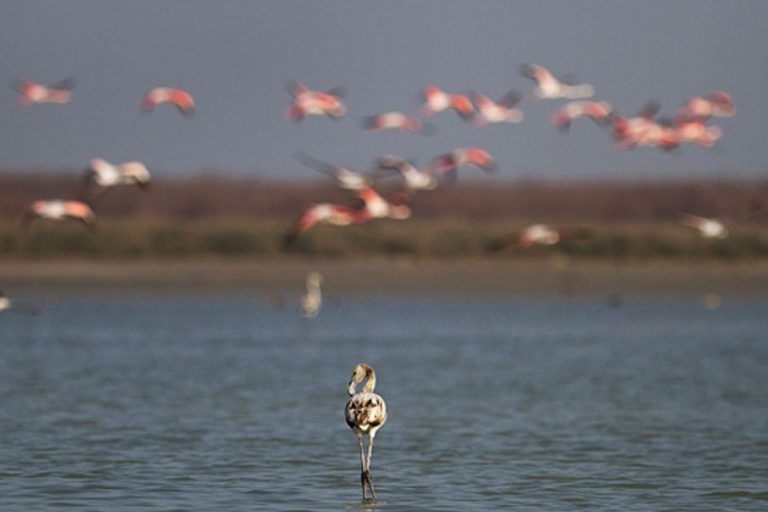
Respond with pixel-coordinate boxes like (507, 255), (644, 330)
(710, 91), (733, 113)
(348, 363), (373, 396)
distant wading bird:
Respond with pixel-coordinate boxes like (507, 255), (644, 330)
(11, 78), (75, 106)
(0, 290), (49, 316)
(0, 291), (10, 313)
(345, 363), (388, 500)
(141, 87), (195, 116)
(300, 271), (323, 318)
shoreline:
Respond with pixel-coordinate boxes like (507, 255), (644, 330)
(2, 258), (767, 297)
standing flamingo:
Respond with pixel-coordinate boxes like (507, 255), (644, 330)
(300, 272), (323, 318)
(345, 363), (388, 500)
(0, 291), (10, 313)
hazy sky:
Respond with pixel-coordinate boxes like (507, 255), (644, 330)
(2, 1), (767, 181)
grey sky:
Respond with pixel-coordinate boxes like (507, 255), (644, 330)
(1, 1), (767, 181)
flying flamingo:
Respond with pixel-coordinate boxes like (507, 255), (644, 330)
(679, 91), (734, 120)
(377, 155), (438, 191)
(488, 224), (593, 251)
(520, 64), (594, 100)
(11, 78), (75, 106)
(20, 200), (96, 230)
(431, 147), (496, 182)
(82, 158), (151, 199)
(551, 101), (613, 131)
(283, 187), (410, 245)
(345, 363), (388, 501)
(283, 203), (365, 245)
(680, 214), (728, 239)
(363, 112), (435, 134)
(300, 272), (323, 318)
(421, 86), (474, 119)
(294, 152), (373, 191)
(141, 87), (195, 115)
(356, 186), (412, 220)
(673, 118), (723, 148)
(610, 101), (662, 149)
(472, 90), (524, 125)
(286, 83), (346, 120)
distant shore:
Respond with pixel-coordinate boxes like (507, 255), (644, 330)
(2, 258), (767, 298)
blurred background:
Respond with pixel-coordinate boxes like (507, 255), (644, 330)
(1, 1), (767, 273)
(3, 3), (768, 511)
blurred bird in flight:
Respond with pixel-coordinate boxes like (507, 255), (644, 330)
(286, 83), (346, 120)
(141, 87), (195, 116)
(11, 78), (75, 106)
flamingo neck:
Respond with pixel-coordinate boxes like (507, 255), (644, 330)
(362, 367), (376, 393)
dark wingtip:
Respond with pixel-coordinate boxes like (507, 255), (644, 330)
(53, 78), (77, 90)
(327, 86), (346, 98)
(501, 90), (523, 107)
(421, 123), (437, 136)
(519, 64), (534, 77)
(640, 100), (661, 119)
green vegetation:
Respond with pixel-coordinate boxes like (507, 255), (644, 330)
(2, 218), (768, 261)
(2, 174), (768, 260)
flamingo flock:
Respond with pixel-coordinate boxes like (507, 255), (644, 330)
(7, 63), (739, 502)
(281, 64), (734, 247)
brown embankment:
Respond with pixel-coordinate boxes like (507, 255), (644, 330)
(3, 259), (768, 298)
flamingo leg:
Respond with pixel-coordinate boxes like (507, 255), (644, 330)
(365, 433), (377, 498)
(358, 436), (368, 500)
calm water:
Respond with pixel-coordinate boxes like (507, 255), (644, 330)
(1, 294), (767, 511)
